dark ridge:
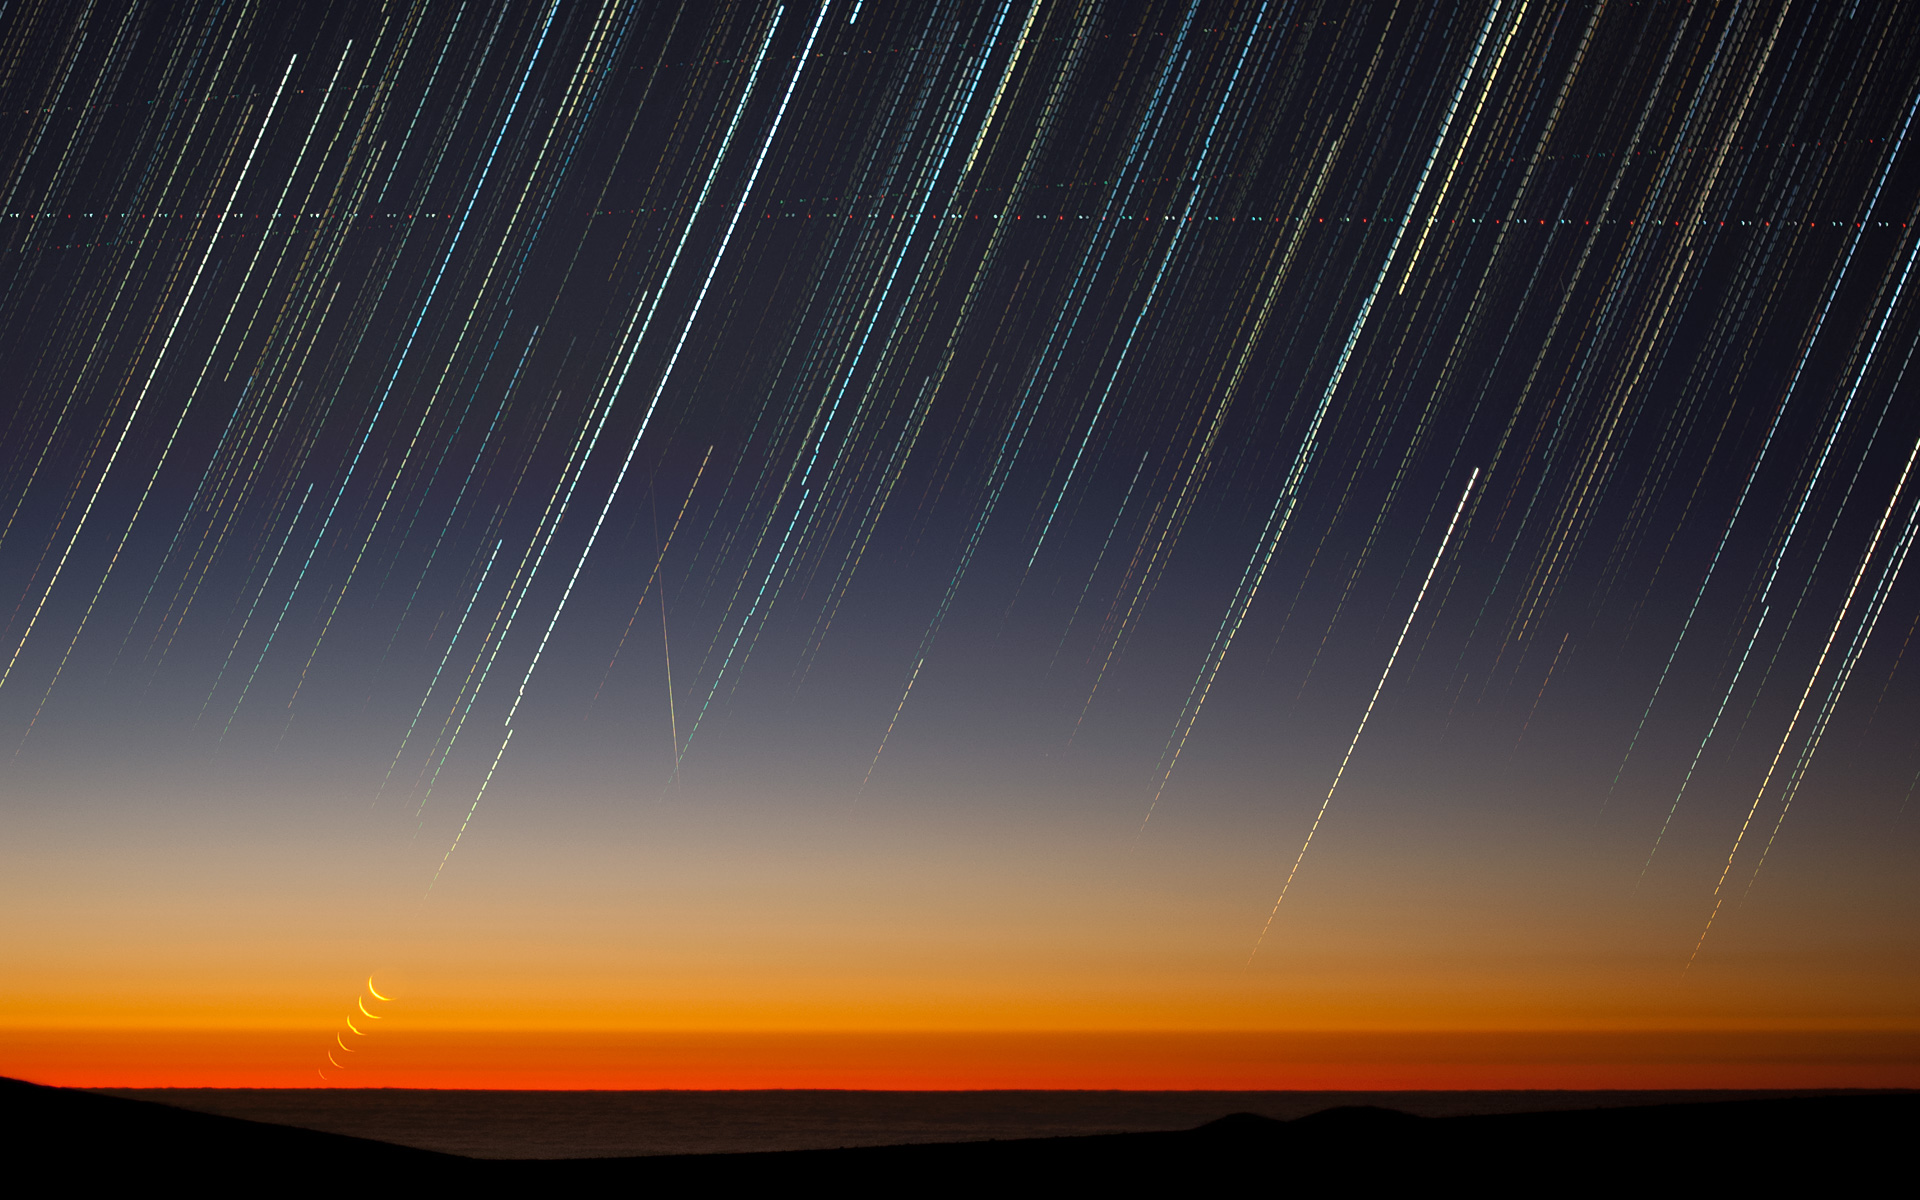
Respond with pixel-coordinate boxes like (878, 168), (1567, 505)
(1284, 1103), (1423, 1129)
(1191, 1109), (1292, 1133)
(5, 1076), (1912, 1189)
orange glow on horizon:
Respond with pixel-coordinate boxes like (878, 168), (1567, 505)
(7, 1029), (1918, 1091)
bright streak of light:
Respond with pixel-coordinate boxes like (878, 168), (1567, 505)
(1252, 467), (1479, 959)
(435, 1), (829, 883)
(0, 55), (296, 696)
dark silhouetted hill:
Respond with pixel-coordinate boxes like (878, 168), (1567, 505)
(4, 1075), (1910, 1192)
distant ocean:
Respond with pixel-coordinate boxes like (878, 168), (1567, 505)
(94, 1089), (1858, 1159)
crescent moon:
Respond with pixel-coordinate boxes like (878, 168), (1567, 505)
(367, 977), (393, 1002)
(357, 996), (381, 1019)
(327, 1051), (343, 1068)
(336, 1033), (355, 1052)
(345, 1014), (363, 1035)
(317, 1069), (329, 1081)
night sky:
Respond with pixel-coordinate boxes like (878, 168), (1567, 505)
(4, 0), (1920, 1087)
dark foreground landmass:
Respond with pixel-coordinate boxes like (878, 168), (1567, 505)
(5, 1076), (1911, 1191)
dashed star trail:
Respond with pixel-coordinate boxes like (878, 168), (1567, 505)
(4, 0), (1920, 1078)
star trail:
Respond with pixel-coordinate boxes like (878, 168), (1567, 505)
(2, 0), (1919, 1082)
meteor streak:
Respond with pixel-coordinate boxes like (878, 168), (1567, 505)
(9, 0), (1920, 1062)
(437, 2), (829, 881)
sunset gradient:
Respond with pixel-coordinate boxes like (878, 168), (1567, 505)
(4, 0), (1920, 1093)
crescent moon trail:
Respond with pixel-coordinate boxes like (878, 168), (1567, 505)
(2, 0), (1917, 1079)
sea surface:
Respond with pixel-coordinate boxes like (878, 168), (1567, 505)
(94, 1088), (1861, 1158)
